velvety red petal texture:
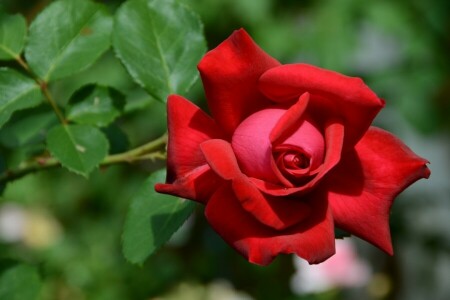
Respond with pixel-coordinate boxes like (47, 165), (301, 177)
(232, 108), (287, 184)
(198, 29), (280, 137)
(259, 64), (384, 148)
(324, 127), (430, 254)
(154, 95), (225, 203)
(231, 104), (325, 187)
(232, 177), (311, 230)
(205, 184), (335, 265)
(277, 116), (325, 172)
(269, 92), (310, 144)
(251, 120), (345, 196)
(201, 139), (310, 230)
(200, 139), (241, 180)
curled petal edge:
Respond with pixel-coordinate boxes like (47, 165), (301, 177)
(200, 139), (311, 231)
(252, 119), (345, 196)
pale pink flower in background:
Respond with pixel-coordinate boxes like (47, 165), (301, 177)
(0, 203), (27, 243)
(290, 239), (371, 294)
(0, 202), (61, 248)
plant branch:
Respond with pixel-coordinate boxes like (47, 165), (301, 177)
(15, 56), (67, 125)
(0, 133), (168, 185)
(104, 133), (168, 164)
(15, 56), (31, 73)
(40, 82), (67, 124)
(0, 157), (60, 185)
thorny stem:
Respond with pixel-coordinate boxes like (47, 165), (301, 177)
(0, 133), (168, 185)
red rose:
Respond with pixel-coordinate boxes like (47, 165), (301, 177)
(155, 29), (430, 265)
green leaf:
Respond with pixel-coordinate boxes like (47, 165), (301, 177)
(102, 123), (130, 154)
(122, 169), (196, 264)
(0, 13), (27, 60)
(0, 107), (57, 148)
(46, 124), (109, 177)
(25, 0), (112, 82)
(113, 0), (206, 102)
(0, 68), (42, 129)
(66, 84), (125, 127)
(0, 264), (41, 300)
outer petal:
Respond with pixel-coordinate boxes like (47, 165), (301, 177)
(259, 64), (384, 148)
(200, 139), (241, 180)
(198, 29), (280, 137)
(155, 165), (222, 204)
(154, 95), (226, 203)
(205, 184), (335, 265)
(231, 177), (311, 231)
(324, 127), (430, 254)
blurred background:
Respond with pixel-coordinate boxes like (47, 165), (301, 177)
(0, 0), (449, 299)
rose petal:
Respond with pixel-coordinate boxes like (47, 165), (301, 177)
(205, 184), (336, 265)
(324, 127), (430, 254)
(200, 139), (241, 180)
(198, 29), (280, 137)
(154, 95), (225, 203)
(259, 64), (384, 148)
(251, 120), (345, 196)
(270, 92), (310, 143)
(232, 108), (285, 184)
(232, 177), (311, 230)
(277, 120), (325, 172)
(231, 95), (322, 186)
(155, 165), (222, 202)
(201, 139), (311, 230)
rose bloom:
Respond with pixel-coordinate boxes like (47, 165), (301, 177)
(155, 29), (430, 265)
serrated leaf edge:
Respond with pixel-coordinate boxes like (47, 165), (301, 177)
(47, 125), (109, 178)
(112, 0), (206, 102)
(121, 172), (195, 264)
(0, 69), (42, 128)
(25, 0), (112, 82)
(0, 13), (27, 60)
(123, 199), (195, 265)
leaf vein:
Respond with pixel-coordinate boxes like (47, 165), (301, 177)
(45, 7), (100, 81)
(149, 13), (173, 95)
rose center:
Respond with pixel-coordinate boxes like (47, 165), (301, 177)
(283, 152), (310, 169)
(272, 145), (316, 183)
(232, 107), (325, 186)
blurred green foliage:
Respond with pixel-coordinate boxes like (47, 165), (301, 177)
(0, 0), (448, 299)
